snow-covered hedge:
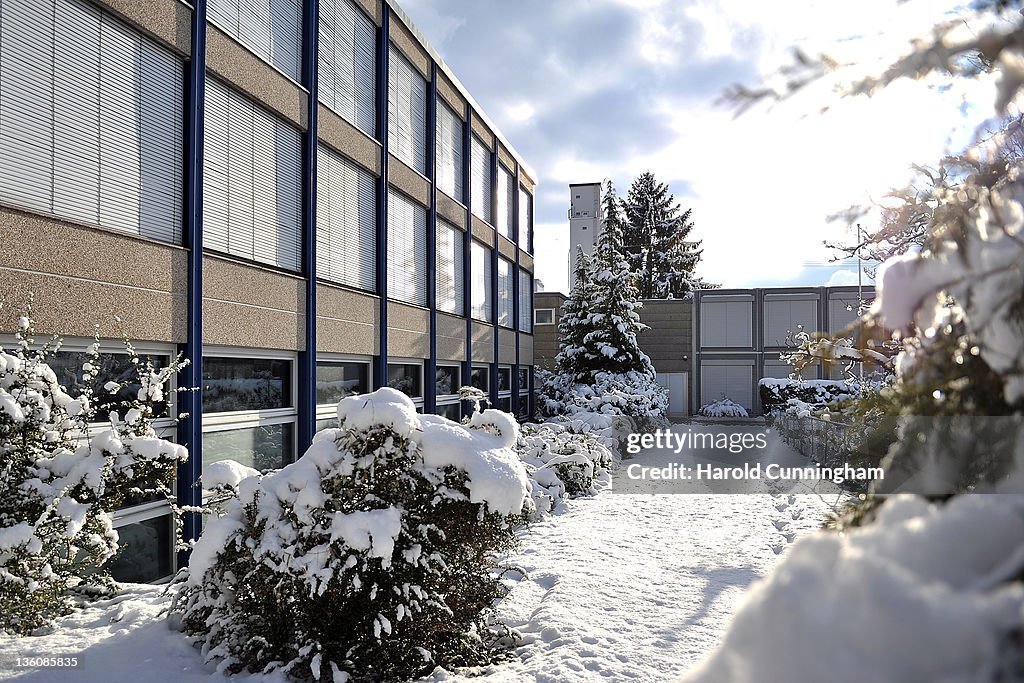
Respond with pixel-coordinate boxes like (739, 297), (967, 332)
(0, 314), (186, 634)
(541, 369), (668, 426)
(697, 398), (749, 418)
(758, 378), (859, 419)
(516, 421), (614, 517)
(172, 388), (531, 681)
(683, 495), (1024, 683)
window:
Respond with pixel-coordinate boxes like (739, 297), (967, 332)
(316, 361), (369, 405)
(208, 0), (302, 81)
(519, 269), (533, 332)
(387, 363), (422, 399)
(47, 350), (171, 424)
(0, 0), (184, 243)
(436, 402), (461, 421)
(436, 100), (464, 201)
(388, 190), (428, 306)
(518, 367), (531, 419)
(471, 366), (489, 392)
(470, 136), (492, 224)
(435, 365), (461, 397)
(318, 0), (375, 136)
(498, 257), (514, 328)
(436, 220), (465, 315)
(201, 353), (296, 472)
(317, 144), (377, 292)
(315, 356), (372, 429)
(471, 241), (493, 322)
(202, 357), (291, 413)
(388, 45), (427, 174)
(535, 308), (554, 325)
(204, 79), (302, 272)
(108, 509), (173, 583)
(519, 187), (534, 253)
(497, 164), (514, 239)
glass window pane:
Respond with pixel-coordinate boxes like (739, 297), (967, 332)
(316, 361), (368, 405)
(315, 418), (337, 432)
(498, 397), (511, 413)
(436, 402), (461, 421)
(202, 423), (294, 472)
(202, 357), (291, 413)
(498, 367), (511, 392)
(387, 364), (422, 398)
(498, 257), (513, 327)
(471, 366), (489, 392)
(435, 365), (460, 397)
(48, 351), (171, 423)
(107, 514), (172, 583)
(519, 367), (530, 390)
(471, 241), (492, 322)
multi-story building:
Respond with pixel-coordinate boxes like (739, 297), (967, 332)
(0, 0), (536, 582)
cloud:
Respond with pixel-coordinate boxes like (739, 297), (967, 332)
(824, 269), (861, 287)
(398, 0), (984, 294)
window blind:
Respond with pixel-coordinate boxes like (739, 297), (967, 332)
(208, 0), (302, 82)
(204, 78), (302, 272)
(387, 189), (427, 306)
(498, 257), (513, 327)
(318, 0), (375, 137)
(436, 100), (464, 202)
(317, 144), (377, 291)
(519, 268), (532, 332)
(470, 135), (492, 224)
(519, 186), (533, 254)
(497, 164), (514, 240)
(436, 220), (464, 315)
(0, 0), (183, 243)
(471, 241), (493, 322)
(387, 45), (427, 174)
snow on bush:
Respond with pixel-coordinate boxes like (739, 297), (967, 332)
(682, 495), (1024, 683)
(172, 388), (531, 681)
(516, 421), (615, 517)
(758, 378), (860, 419)
(697, 398), (749, 418)
(0, 312), (187, 634)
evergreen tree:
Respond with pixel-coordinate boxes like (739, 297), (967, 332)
(621, 172), (713, 299)
(540, 185), (667, 421)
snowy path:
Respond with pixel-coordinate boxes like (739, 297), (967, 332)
(433, 427), (840, 682)
(0, 427), (838, 683)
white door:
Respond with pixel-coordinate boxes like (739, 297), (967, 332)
(656, 372), (689, 417)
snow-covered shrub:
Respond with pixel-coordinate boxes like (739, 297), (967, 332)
(697, 398), (749, 418)
(0, 312), (187, 634)
(758, 378), (859, 419)
(683, 495), (1024, 683)
(516, 422), (615, 516)
(172, 388), (531, 681)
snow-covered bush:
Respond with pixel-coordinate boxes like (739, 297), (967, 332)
(758, 378), (859, 419)
(516, 422), (615, 516)
(697, 398), (749, 418)
(0, 312), (187, 634)
(172, 388), (531, 681)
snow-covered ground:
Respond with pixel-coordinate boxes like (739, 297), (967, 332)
(0, 425), (837, 683)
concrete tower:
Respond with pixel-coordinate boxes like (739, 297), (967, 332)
(568, 181), (603, 288)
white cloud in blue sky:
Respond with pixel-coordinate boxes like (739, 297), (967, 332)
(399, 0), (998, 293)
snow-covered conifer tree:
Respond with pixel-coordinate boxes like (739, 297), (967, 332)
(622, 171), (713, 299)
(541, 183), (667, 421)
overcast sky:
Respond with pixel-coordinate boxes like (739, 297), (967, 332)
(400, 0), (995, 294)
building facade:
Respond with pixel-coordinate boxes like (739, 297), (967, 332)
(0, 0), (536, 582)
(534, 286), (873, 418)
(695, 285), (874, 415)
